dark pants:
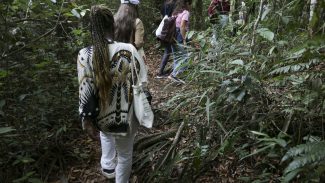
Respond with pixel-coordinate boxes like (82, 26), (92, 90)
(158, 43), (174, 76)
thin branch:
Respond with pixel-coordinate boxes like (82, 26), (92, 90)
(157, 121), (185, 170)
(250, 0), (264, 52)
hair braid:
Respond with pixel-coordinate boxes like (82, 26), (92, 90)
(90, 5), (115, 109)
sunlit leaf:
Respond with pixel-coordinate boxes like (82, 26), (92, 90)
(236, 90), (246, 101)
(187, 31), (195, 39)
(257, 28), (274, 41)
(19, 94), (29, 101)
(230, 59), (244, 66)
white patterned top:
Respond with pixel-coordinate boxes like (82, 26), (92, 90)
(77, 42), (148, 136)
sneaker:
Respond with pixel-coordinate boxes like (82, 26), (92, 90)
(155, 75), (166, 79)
(101, 168), (115, 179)
(168, 75), (185, 84)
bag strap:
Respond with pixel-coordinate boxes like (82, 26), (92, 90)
(129, 44), (140, 85)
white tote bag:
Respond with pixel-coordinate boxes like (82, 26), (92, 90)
(155, 15), (168, 38)
(130, 46), (154, 128)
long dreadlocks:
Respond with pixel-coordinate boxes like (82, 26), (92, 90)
(90, 5), (115, 109)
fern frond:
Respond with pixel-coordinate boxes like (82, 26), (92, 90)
(281, 141), (325, 162)
(269, 59), (320, 75)
(284, 151), (325, 174)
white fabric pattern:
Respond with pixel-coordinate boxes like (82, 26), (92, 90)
(77, 42), (148, 136)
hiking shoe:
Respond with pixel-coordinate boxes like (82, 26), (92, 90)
(155, 75), (167, 79)
(101, 168), (115, 179)
(168, 75), (185, 84)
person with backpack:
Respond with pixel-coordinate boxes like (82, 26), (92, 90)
(168, 0), (192, 83)
(77, 5), (149, 182)
(156, 0), (177, 79)
(208, 0), (230, 27)
(115, 0), (146, 61)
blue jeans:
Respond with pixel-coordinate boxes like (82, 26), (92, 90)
(171, 28), (189, 77)
(158, 43), (174, 76)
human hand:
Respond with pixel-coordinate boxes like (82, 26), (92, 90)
(83, 118), (99, 140)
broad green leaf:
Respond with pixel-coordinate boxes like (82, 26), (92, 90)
(236, 90), (246, 101)
(274, 138), (287, 147)
(257, 28), (274, 41)
(281, 16), (290, 25)
(230, 59), (244, 66)
(268, 46), (276, 55)
(0, 70), (9, 79)
(187, 31), (195, 39)
(251, 131), (269, 137)
(261, 6), (271, 20)
(20, 157), (35, 164)
(240, 143), (275, 160)
(282, 168), (302, 182)
(0, 127), (16, 134)
(237, 52), (251, 56)
(19, 94), (29, 101)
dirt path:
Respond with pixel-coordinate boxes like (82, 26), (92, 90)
(62, 45), (180, 183)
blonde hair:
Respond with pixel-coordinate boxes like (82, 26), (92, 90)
(90, 5), (115, 109)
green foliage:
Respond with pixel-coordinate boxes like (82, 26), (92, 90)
(281, 141), (325, 182)
(146, 0), (324, 182)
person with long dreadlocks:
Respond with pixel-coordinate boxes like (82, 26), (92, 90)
(77, 5), (148, 182)
(115, 0), (146, 61)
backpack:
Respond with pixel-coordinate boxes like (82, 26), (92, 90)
(158, 16), (176, 44)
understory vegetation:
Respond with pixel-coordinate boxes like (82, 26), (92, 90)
(1, 0), (324, 182)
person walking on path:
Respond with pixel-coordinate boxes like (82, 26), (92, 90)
(115, 0), (146, 61)
(168, 0), (192, 83)
(77, 5), (149, 183)
(156, 0), (177, 79)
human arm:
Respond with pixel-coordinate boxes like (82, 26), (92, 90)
(77, 47), (100, 140)
(180, 10), (190, 45)
(180, 20), (187, 45)
(134, 18), (144, 49)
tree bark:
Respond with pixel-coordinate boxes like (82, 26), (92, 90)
(250, 0), (264, 52)
(192, 0), (203, 30)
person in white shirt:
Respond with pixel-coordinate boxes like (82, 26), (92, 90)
(77, 5), (148, 183)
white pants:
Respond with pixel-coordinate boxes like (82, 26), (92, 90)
(100, 106), (138, 183)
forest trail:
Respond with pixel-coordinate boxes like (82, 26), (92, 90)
(62, 44), (182, 183)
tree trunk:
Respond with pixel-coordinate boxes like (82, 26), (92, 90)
(308, 0), (317, 36)
(192, 0), (203, 30)
(229, 0), (235, 26)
